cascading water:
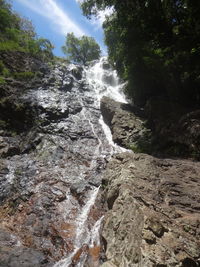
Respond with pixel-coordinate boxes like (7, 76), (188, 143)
(54, 57), (127, 267)
(85, 57), (127, 103)
(0, 56), (127, 267)
(85, 57), (127, 154)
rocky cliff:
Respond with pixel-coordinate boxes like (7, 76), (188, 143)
(0, 55), (199, 267)
(0, 57), (119, 266)
(100, 97), (200, 267)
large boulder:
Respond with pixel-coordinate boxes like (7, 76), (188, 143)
(100, 96), (148, 148)
(101, 96), (200, 159)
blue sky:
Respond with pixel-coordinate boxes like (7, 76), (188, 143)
(12, 0), (108, 57)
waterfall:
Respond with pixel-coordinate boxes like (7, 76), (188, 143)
(85, 57), (127, 154)
(52, 57), (127, 267)
(85, 57), (127, 104)
(1, 57), (127, 266)
(54, 187), (101, 267)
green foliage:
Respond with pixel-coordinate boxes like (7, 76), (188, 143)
(0, 60), (5, 73)
(0, 40), (25, 51)
(13, 71), (35, 80)
(62, 32), (101, 65)
(54, 56), (70, 64)
(0, 0), (19, 34)
(0, 76), (6, 85)
(0, 0), (54, 95)
(183, 224), (191, 233)
(128, 143), (144, 153)
(128, 137), (152, 154)
(81, 0), (200, 108)
(0, 0), (54, 59)
(0, 60), (9, 77)
(0, 119), (7, 128)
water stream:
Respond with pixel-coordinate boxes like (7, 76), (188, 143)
(52, 58), (127, 267)
(85, 57), (127, 154)
(0, 57), (127, 266)
(53, 57), (127, 267)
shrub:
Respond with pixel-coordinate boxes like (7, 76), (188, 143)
(0, 41), (25, 52)
(13, 71), (35, 80)
(0, 76), (6, 84)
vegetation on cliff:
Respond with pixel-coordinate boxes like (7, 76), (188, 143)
(0, 0), (54, 85)
(0, 0), (55, 136)
(81, 0), (200, 108)
(0, 0), (54, 59)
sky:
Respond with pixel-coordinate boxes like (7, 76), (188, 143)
(12, 0), (108, 57)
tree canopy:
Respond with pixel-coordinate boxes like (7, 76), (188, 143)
(81, 0), (200, 108)
(0, 0), (54, 60)
(62, 33), (101, 65)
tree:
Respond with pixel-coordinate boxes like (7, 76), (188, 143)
(62, 33), (101, 65)
(81, 0), (200, 107)
(35, 38), (54, 60)
(0, 0), (54, 61)
(19, 16), (36, 38)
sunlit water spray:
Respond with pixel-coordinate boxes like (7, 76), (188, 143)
(54, 187), (101, 267)
(85, 57), (127, 154)
(86, 57), (127, 103)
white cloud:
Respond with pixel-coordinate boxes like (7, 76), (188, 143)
(16, 0), (86, 36)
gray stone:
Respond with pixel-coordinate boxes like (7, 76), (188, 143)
(100, 96), (148, 148)
(102, 152), (200, 266)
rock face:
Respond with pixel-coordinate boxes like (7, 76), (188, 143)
(0, 228), (50, 267)
(1, 55), (200, 267)
(100, 96), (148, 148)
(100, 97), (200, 267)
(101, 152), (200, 267)
(101, 96), (200, 159)
(0, 60), (114, 266)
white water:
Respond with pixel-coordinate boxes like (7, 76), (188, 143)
(6, 163), (15, 184)
(75, 187), (100, 245)
(85, 57), (128, 154)
(54, 187), (100, 267)
(86, 57), (127, 104)
(54, 57), (127, 267)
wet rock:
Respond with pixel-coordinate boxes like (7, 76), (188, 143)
(102, 61), (111, 70)
(0, 136), (21, 158)
(100, 96), (118, 127)
(71, 65), (83, 80)
(0, 246), (52, 267)
(0, 229), (52, 267)
(21, 132), (42, 154)
(44, 108), (69, 122)
(100, 96), (147, 148)
(2, 55), (199, 267)
(59, 77), (73, 92)
(0, 60), (108, 266)
(70, 181), (91, 195)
